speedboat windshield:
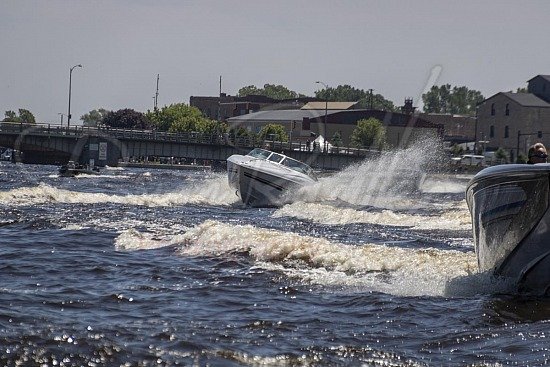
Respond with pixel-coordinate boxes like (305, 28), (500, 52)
(246, 148), (316, 179)
(247, 148), (272, 160)
(281, 157), (315, 178)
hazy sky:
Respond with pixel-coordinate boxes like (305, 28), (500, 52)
(2, 0), (550, 124)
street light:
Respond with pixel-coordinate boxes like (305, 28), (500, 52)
(67, 64), (82, 129)
(315, 81), (328, 151)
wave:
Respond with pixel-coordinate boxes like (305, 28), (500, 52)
(0, 176), (238, 207)
(171, 220), (491, 297)
(273, 201), (471, 230)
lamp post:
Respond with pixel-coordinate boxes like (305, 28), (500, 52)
(315, 81), (328, 151)
(67, 64), (82, 129)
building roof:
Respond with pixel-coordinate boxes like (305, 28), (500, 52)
(527, 75), (550, 83)
(301, 101), (358, 110)
(502, 92), (550, 107)
(483, 92), (550, 107)
(226, 109), (345, 123)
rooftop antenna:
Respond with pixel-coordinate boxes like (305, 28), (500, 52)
(219, 75), (222, 97)
(154, 74), (159, 110)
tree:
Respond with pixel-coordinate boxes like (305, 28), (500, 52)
(237, 85), (263, 97)
(237, 84), (304, 100)
(517, 152), (528, 164)
(451, 144), (464, 157)
(146, 103), (216, 133)
(81, 108), (110, 127)
(258, 124), (288, 142)
(494, 147), (508, 164)
(102, 109), (151, 129)
(350, 117), (386, 149)
(3, 109), (36, 123)
(314, 85), (396, 111)
(331, 131), (343, 147)
(3, 111), (18, 122)
(422, 84), (484, 115)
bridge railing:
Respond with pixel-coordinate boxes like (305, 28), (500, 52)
(0, 121), (375, 157)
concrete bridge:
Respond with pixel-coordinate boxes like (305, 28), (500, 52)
(0, 122), (375, 170)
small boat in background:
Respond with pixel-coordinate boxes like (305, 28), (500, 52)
(466, 164), (550, 295)
(227, 148), (317, 207)
(59, 160), (100, 177)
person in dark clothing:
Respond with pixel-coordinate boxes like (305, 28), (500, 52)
(527, 143), (548, 164)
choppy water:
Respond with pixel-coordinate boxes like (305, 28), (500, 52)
(1, 147), (549, 366)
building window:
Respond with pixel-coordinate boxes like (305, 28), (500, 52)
(505, 104), (509, 116)
(504, 125), (509, 138)
(490, 125), (495, 138)
(491, 103), (495, 116)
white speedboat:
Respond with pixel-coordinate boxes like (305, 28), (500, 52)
(227, 148), (317, 207)
(466, 164), (550, 295)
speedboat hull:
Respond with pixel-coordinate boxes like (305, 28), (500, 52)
(466, 164), (550, 295)
(227, 150), (316, 207)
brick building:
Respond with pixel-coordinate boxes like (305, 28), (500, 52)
(420, 114), (476, 144)
(477, 75), (550, 161)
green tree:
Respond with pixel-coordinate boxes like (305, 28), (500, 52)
(517, 152), (528, 163)
(237, 84), (304, 100)
(516, 87), (528, 93)
(195, 118), (228, 135)
(102, 109), (151, 129)
(3, 110), (18, 122)
(3, 109), (35, 123)
(146, 103), (214, 132)
(315, 85), (396, 111)
(237, 85), (263, 97)
(451, 144), (464, 157)
(81, 108), (109, 127)
(258, 124), (288, 142)
(422, 84), (484, 115)
(494, 147), (508, 163)
(228, 126), (256, 142)
(350, 117), (386, 149)
(331, 131), (343, 147)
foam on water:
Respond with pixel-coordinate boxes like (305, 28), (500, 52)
(0, 175), (238, 207)
(172, 220), (496, 297)
(273, 201), (471, 230)
(114, 228), (188, 251)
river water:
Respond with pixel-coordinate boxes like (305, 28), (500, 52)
(0, 146), (549, 366)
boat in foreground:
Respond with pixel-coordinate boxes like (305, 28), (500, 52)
(227, 148), (317, 207)
(466, 164), (550, 295)
(59, 161), (100, 177)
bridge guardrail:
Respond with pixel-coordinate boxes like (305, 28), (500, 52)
(0, 121), (374, 157)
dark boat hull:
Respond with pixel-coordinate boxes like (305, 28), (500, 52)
(466, 164), (550, 295)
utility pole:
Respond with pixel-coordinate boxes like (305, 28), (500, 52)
(154, 74), (159, 110)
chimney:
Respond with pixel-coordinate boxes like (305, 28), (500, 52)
(401, 98), (416, 115)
